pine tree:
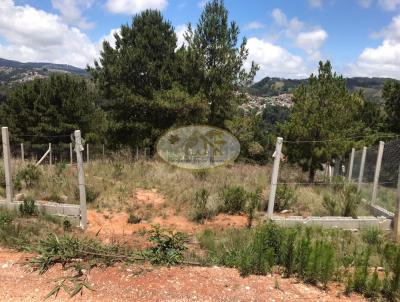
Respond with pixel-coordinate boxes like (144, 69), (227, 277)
(182, 0), (258, 127)
(281, 61), (365, 182)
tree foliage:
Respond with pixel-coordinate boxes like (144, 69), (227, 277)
(281, 61), (365, 182)
(0, 74), (106, 144)
(382, 79), (400, 134)
(181, 0), (258, 127)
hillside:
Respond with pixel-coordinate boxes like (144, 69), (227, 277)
(0, 58), (87, 86)
(249, 76), (395, 103)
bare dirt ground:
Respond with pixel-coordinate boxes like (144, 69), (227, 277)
(0, 189), (367, 301)
(0, 248), (366, 302)
(87, 189), (248, 244)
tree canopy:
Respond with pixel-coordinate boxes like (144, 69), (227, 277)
(281, 61), (365, 182)
(0, 74), (106, 144)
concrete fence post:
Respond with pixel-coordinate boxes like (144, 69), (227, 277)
(394, 163), (400, 241)
(348, 148), (355, 181)
(86, 144), (89, 164)
(1, 127), (13, 205)
(20, 143), (24, 162)
(49, 143), (52, 166)
(372, 141), (385, 204)
(74, 130), (87, 229)
(70, 143), (73, 165)
(267, 137), (283, 219)
(358, 146), (367, 192)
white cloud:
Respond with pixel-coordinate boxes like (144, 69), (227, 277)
(175, 24), (187, 48)
(270, 9), (326, 60)
(51, 0), (94, 29)
(0, 0), (98, 67)
(271, 8), (304, 37)
(348, 15), (400, 78)
(106, 0), (168, 14)
(378, 0), (400, 10)
(295, 29), (328, 60)
(244, 21), (265, 30)
(245, 37), (309, 80)
(308, 0), (322, 7)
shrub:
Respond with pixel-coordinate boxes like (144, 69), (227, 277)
(145, 224), (187, 265)
(75, 186), (99, 204)
(127, 214), (142, 224)
(19, 196), (37, 216)
(220, 185), (247, 214)
(0, 209), (13, 228)
(274, 184), (297, 212)
(246, 188), (261, 228)
(16, 164), (41, 188)
(191, 188), (213, 223)
(63, 219), (72, 232)
(361, 227), (382, 247)
(323, 183), (361, 218)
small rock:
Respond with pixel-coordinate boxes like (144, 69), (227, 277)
(280, 209), (291, 214)
(245, 286), (250, 290)
(2, 263), (8, 269)
(15, 193), (25, 201)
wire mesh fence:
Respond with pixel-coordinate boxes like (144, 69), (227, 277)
(349, 139), (400, 213)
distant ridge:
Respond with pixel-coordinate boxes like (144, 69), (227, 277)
(0, 58), (87, 75)
(249, 76), (396, 103)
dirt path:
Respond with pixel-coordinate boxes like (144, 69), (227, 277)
(0, 248), (366, 302)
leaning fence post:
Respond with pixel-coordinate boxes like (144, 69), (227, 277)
(358, 146), (367, 192)
(394, 163), (400, 241)
(69, 143), (73, 165)
(74, 130), (87, 229)
(348, 148), (355, 181)
(267, 137), (283, 219)
(371, 141), (384, 204)
(20, 143), (24, 162)
(2, 127), (13, 205)
(86, 144), (89, 164)
(49, 143), (52, 166)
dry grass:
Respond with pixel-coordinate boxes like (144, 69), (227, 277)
(3, 156), (376, 218)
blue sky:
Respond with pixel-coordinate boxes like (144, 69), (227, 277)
(1, 0), (400, 79)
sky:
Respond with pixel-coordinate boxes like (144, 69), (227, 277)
(0, 0), (399, 80)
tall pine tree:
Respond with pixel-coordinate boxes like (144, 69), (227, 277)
(182, 0), (258, 127)
(282, 61), (365, 182)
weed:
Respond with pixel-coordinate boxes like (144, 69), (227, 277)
(0, 209), (13, 228)
(127, 214), (142, 224)
(16, 164), (41, 189)
(191, 188), (213, 223)
(19, 196), (37, 216)
(323, 183), (361, 218)
(219, 185), (247, 214)
(144, 224), (188, 265)
(63, 219), (72, 232)
(274, 184), (297, 212)
(245, 188), (261, 228)
(193, 169), (208, 180)
(75, 186), (99, 204)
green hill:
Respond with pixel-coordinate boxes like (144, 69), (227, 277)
(249, 76), (395, 103)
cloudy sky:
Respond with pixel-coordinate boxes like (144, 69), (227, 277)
(1, 0), (400, 80)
